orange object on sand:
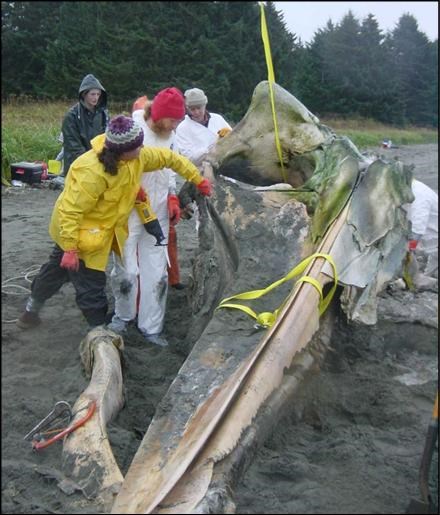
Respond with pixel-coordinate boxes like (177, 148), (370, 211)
(167, 225), (180, 286)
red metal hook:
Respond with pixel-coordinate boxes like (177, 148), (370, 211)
(32, 400), (96, 451)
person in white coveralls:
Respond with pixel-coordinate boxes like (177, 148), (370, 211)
(108, 87), (191, 346)
(405, 178), (438, 286)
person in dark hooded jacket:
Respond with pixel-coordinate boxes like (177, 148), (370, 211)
(61, 73), (109, 178)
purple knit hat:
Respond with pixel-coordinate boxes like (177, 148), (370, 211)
(105, 115), (144, 153)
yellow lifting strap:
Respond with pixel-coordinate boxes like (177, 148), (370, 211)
(216, 253), (338, 328)
(260, 2), (288, 184)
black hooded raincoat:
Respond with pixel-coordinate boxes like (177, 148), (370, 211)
(61, 74), (109, 176)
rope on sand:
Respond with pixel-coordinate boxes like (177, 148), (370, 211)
(2, 265), (40, 323)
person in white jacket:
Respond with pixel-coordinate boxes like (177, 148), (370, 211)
(108, 87), (187, 346)
(175, 88), (232, 166)
(175, 88), (232, 228)
(406, 178), (438, 278)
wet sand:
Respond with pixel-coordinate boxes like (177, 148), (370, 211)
(1, 144), (437, 514)
(234, 143), (438, 514)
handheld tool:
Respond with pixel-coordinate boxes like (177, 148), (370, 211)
(32, 400), (96, 450)
(134, 198), (166, 246)
(24, 400), (72, 441)
(406, 392), (438, 514)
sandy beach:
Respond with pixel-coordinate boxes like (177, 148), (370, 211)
(1, 143), (437, 514)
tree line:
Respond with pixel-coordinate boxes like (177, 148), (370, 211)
(1, 1), (438, 126)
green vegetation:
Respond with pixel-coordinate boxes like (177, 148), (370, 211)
(1, 99), (130, 181)
(2, 2), (438, 126)
(342, 129), (437, 150)
(1, 100), (67, 181)
(2, 2), (437, 182)
(322, 118), (438, 149)
(2, 101), (437, 182)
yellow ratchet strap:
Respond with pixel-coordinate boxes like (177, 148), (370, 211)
(216, 253), (338, 328)
(260, 2), (287, 184)
(402, 251), (416, 291)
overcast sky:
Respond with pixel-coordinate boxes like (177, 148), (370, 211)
(273, 2), (438, 44)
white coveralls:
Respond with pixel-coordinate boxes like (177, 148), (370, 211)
(175, 113), (231, 165)
(110, 109), (176, 336)
(405, 179), (438, 276)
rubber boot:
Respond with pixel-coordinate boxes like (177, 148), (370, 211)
(16, 296), (44, 329)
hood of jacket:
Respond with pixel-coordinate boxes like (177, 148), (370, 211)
(78, 74), (107, 109)
(91, 133), (106, 154)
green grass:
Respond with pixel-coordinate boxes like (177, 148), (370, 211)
(1, 98), (131, 182)
(321, 116), (438, 150)
(2, 100), (68, 181)
(1, 100), (437, 182)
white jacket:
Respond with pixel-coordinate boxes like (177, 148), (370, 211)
(111, 110), (178, 336)
(130, 109), (177, 234)
(405, 179), (438, 252)
(175, 113), (231, 164)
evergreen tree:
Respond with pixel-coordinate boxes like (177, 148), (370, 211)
(1, 2), (437, 126)
(388, 14), (437, 126)
(2, 1), (60, 97)
(356, 14), (402, 123)
(264, 2), (299, 90)
(323, 11), (364, 115)
(292, 21), (337, 116)
(427, 40), (438, 127)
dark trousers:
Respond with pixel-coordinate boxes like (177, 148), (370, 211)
(31, 245), (108, 326)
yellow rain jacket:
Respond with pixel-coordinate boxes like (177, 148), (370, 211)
(49, 134), (204, 271)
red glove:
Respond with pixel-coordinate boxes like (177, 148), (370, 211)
(136, 188), (147, 202)
(168, 194), (181, 226)
(60, 250), (80, 272)
(408, 239), (418, 251)
(196, 178), (212, 197)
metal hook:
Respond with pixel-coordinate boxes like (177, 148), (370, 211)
(23, 401), (72, 441)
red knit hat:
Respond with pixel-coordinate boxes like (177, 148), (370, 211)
(150, 87), (185, 122)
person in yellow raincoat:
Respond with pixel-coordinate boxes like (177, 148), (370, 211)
(17, 115), (212, 330)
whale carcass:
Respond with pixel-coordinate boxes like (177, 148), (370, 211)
(60, 81), (414, 513)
